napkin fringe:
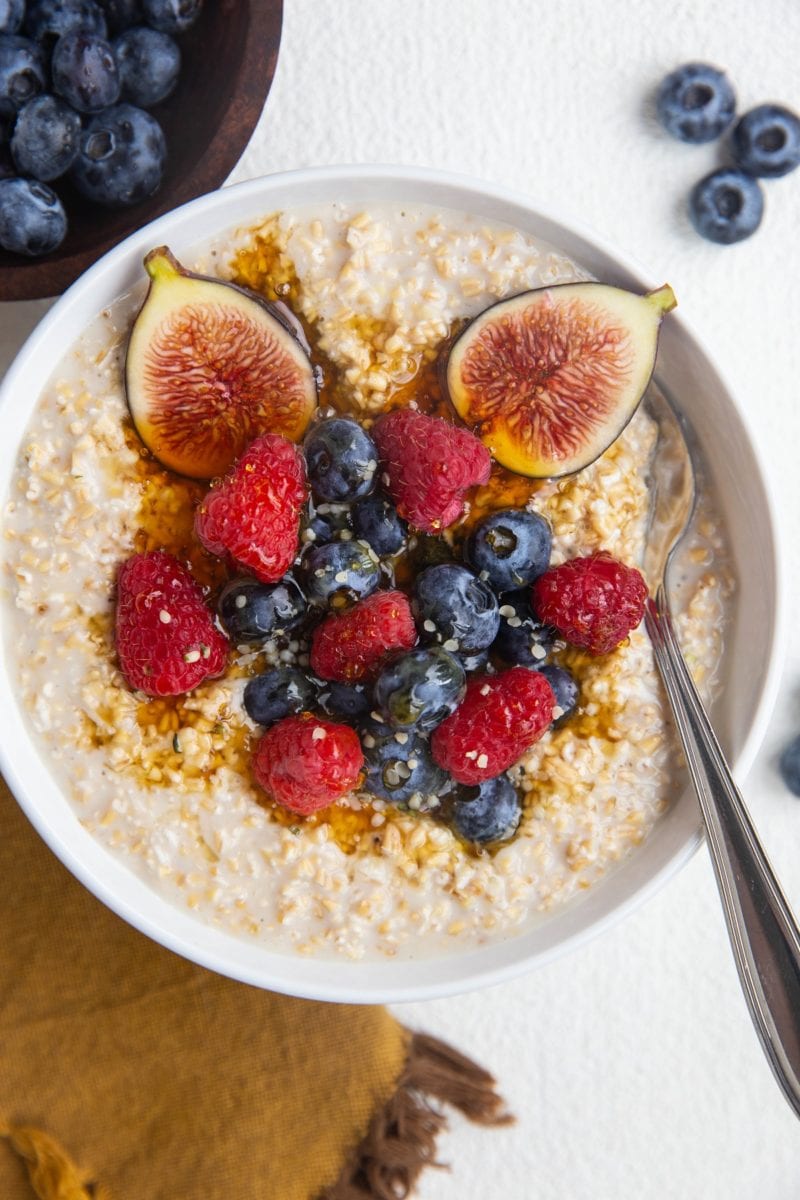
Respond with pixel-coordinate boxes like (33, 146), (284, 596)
(320, 1031), (514, 1200)
(0, 1122), (109, 1200)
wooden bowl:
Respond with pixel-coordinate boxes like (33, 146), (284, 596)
(0, 0), (283, 302)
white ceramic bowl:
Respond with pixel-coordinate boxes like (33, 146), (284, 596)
(0, 166), (783, 1003)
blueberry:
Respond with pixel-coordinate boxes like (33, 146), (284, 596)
(70, 102), (166, 205)
(243, 668), (317, 728)
(0, 176), (66, 255)
(414, 563), (500, 654)
(318, 681), (371, 722)
(99, 0), (142, 33)
(352, 492), (407, 556)
(731, 104), (800, 179)
(450, 775), (522, 845)
(11, 94), (81, 180)
(362, 728), (448, 808)
(142, 0), (202, 34)
(656, 62), (736, 144)
(302, 540), (381, 607)
(0, 141), (14, 174)
(0, 0), (24, 34)
(537, 664), (579, 726)
(465, 507), (551, 592)
(689, 168), (764, 245)
(217, 575), (306, 644)
(0, 35), (47, 122)
(780, 734), (800, 798)
(26, 0), (107, 44)
(304, 417), (378, 503)
(52, 29), (120, 112)
(374, 646), (465, 732)
(302, 499), (353, 546)
(114, 25), (180, 106)
(493, 591), (555, 667)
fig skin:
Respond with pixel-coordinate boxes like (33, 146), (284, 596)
(125, 246), (318, 480)
(446, 282), (676, 479)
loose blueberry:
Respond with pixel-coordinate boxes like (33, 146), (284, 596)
(465, 507), (551, 592)
(656, 62), (736, 144)
(450, 775), (522, 845)
(0, 34), (46, 122)
(414, 563), (500, 654)
(374, 646), (466, 732)
(99, 0), (143, 33)
(52, 29), (120, 113)
(26, 0), (107, 45)
(0, 0), (24, 34)
(243, 668), (317, 728)
(537, 664), (579, 726)
(70, 102), (166, 205)
(217, 575), (307, 643)
(0, 176), (66, 255)
(493, 591), (555, 667)
(352, 492), (408, 557)
(304, 417), (378, 503)
(114, 25), (180, 106)
(318, 681), (371, 722)
(11, 94), (81, 180)
(363, 728), (448, 808)
(302, 540), (381, 607)
(731, 104), (800, 179)
(780, 734), (800, 798)
(689, 168), (764, 245)
(142, 0), (202, 34)
(302, 499), (353, 546)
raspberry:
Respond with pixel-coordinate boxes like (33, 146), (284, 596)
(531, 552), (648, 655)
(194, 434), (306, 583)
(310, 590), (417, 683)
(431, 667), (555, 784)
(252, 713), (364, 814)
(115, 550), (228, 696)
(372, 408), (491, 534)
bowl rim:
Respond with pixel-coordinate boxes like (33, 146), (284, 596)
(0, 164), (786, 1002)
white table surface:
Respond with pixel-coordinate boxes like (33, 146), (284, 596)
(3, 1), (800, 1195)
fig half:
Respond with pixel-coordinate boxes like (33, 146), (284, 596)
(126, 247), (317, 480)
(446, 282), (676, 478)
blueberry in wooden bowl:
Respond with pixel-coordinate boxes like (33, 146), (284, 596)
(0, 0), (282, 300)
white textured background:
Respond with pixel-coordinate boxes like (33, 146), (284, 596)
(4, 0), (800, 1195)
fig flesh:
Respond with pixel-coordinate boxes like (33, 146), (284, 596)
(126, 247), (317, 479)
(446, 282), (676, 478)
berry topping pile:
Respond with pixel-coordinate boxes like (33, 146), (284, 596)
(114, 265), (656, 848)
(0, 0), (204, 257)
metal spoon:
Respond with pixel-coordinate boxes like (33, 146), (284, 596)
(643, 384), (800, 1118)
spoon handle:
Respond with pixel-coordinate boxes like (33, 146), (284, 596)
(646, 588), (800, 1119)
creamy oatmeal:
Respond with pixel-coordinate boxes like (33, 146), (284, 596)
(1, 203), (733, 960)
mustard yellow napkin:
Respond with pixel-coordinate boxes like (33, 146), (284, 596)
(0, 778), (509, 1199)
